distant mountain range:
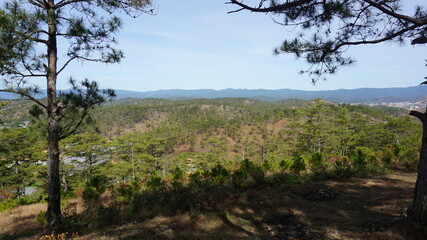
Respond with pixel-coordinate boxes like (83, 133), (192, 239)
(1, 85), (426, 103)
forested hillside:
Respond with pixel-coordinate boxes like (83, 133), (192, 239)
(0, 98), (422, 239)
(0, 98), (418, 196)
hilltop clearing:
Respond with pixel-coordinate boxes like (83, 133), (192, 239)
(0, 172), (418, 240)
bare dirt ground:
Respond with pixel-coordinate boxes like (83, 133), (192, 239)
(0, 172), (419, 240)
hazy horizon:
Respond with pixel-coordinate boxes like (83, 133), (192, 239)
(109, 85), (425, 92)
(27, 0), (425, 93)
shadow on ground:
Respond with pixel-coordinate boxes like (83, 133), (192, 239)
(1, 173), (422, 240)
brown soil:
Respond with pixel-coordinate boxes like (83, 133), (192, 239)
(0, 172), (420, 240)
(266, 119), (290, 135)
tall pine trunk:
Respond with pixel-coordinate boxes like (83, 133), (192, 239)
(408, 108), (427, 225)
(46, 3), (61, 226)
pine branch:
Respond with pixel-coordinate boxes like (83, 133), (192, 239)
(227, 0), (314, 13)
(28, 0), (47, 9)
(333, 24), (419, 51)
(0, 89), (47, 109)
(57, 56), (78, 75)
(362, 0), (426, 25)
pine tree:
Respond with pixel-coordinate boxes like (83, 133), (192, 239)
(227, 0), (427, 224)
(61, 133), (109, 181)
(0, 128), (45, 198)
(0, 0), (152, 226)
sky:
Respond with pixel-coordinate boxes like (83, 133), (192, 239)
(56, 0), (427, 92)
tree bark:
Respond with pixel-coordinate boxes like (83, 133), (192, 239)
(15, 160), (20, 197)
(46, 2), (61, 227)
(62, 172), (68, 193)
(408, 108), (427, 225)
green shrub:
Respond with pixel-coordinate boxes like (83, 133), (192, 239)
(241, 159), (252, 171)
(333, 156), (352, 178)
(231, 168), (248, 188)
(36, 210), (47, 226)
(398, 146), (418, 170)
(115, 180), (142, 203)
(381, 148), (393, 167)
(291, 155), (307, 175)
(210, 164), (230, 185)
(350, 147), (377, 170)
(279, 159), (292, 172)
(82, 176), (108, 205)
(350, 148), (368, 170)
(241, 159), (265, 185)
(146, 173), (166, 191)
(310, 151), (326, 172)
(82, 186), (101, 204)
(61, 189), (77, 200)
(250, 165), (265, 185)
(0, 197), (37, 212)
(261, 159), (274, 172)
(189, 171), (203, 189)
(0, 199), (18, 212)
(171, 167), (184, 190)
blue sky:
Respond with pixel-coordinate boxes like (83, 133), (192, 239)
(56, 0), (426, 91)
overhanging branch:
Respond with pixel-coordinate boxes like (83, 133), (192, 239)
(410, 110), (427, 123)
(0, 89), (47, 109)
(362, 0), (426, 25)
(333, 24), (419, 51)
(226, 0), (314, 13)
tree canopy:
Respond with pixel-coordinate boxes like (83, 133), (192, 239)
(227, 0), (427, 226)
(0, 0), (152, 226)
(227, 0), (427, 81)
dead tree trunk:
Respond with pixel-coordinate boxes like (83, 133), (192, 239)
(408, 108), (427, 225)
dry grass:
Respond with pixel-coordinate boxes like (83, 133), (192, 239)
(0, 172), (421, 240)
(0, 198), (86, 240)
(0, 202), (46, 238)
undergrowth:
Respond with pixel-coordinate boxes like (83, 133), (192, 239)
(53, 156), (395, 232)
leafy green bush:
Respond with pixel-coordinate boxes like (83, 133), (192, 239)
(37, 210), (47, 226)
(350, 148), (368, 170)
(279, 159), (292, 172)
(310, 151), (326, 172)
(146, 173), (166, 191)
(82, 176), (108, 205)
(61, 189), (77, 200)
(400, 148), (418, 170)
(261, 159), (274, 172)
(250, 165), (265, 185)
(350, 147), (378, 171)
(115, 180), (142, 203)
(189, 171), (203, 189)
(241, 159), (265, 185)
(291, 155), (307, 175)
(0, 197), (38, 212)
(231, 168), (248, 188)
(333, 156), (352, 178)
(0, 199), (19, 212)
(171, 167), (184, 190)
(210, 164), (230, 185)
(381, 148), (393, 168)
(82, 186), (101, 204)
